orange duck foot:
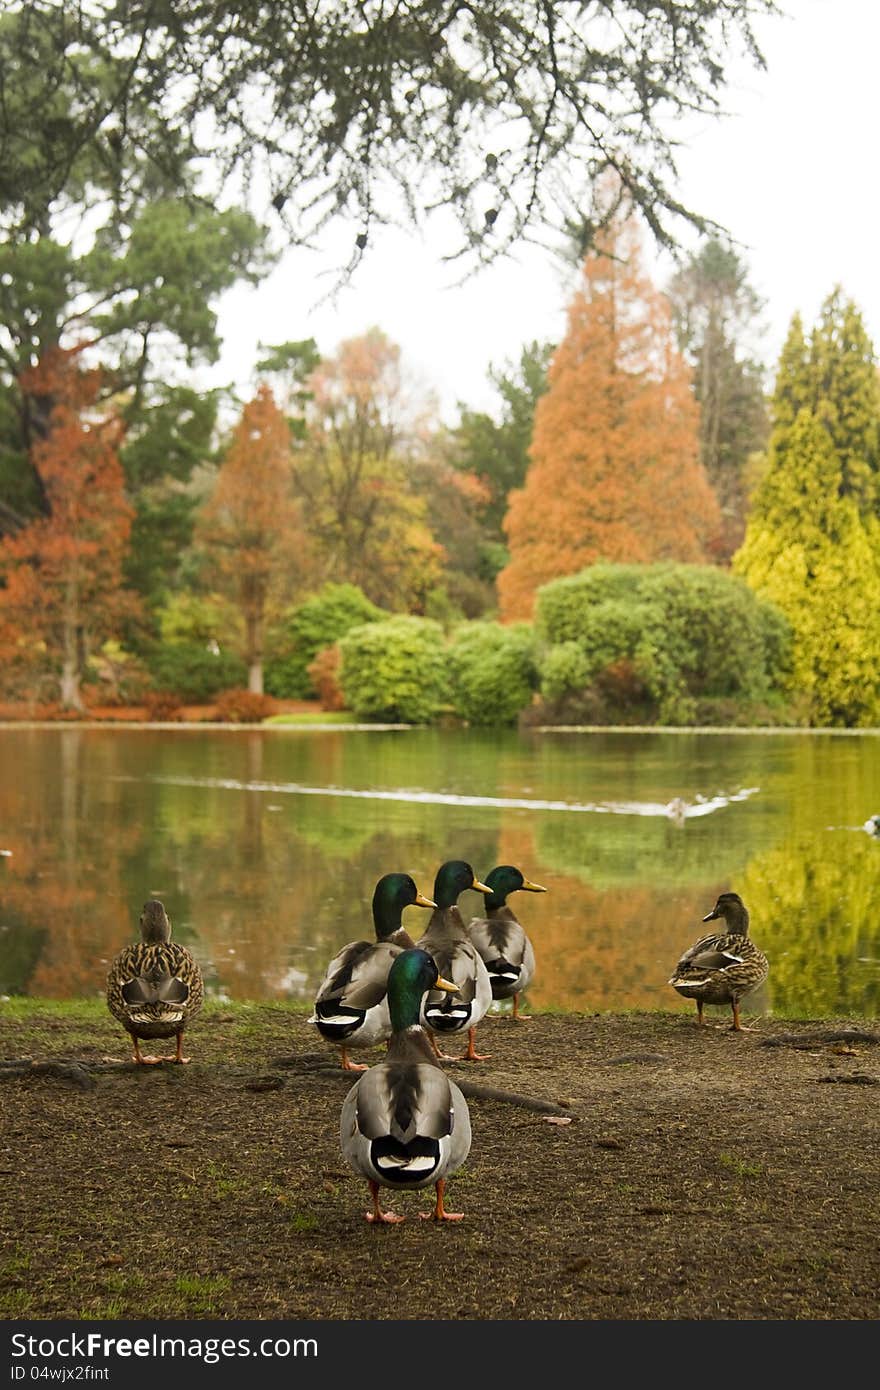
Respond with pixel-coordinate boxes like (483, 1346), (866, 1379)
(418, 1180), (464, 1221)
(366, 1182), (405, 1223)
(460, 1027), (491, 1060)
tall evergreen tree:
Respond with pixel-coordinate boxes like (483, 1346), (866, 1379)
(667, 238), (769, 559)
(450, 343), (554, 536)
(1, 3), (775, 273)
(734, 296), (880, 726)
(808, 290), (880, 514)
(498, 214), (720, 621)
(0, 6), (268, 621)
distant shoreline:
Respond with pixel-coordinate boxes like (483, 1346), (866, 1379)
(2, 720), (880, 736)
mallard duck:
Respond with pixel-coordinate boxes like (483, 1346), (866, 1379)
(418, 859), (492, 1061)
(467, 864), (547, 1020)
(668, 891), (769, 1031)
(340, 948), (471, 1223)
(106, 900), (204, 1064)
(308, 873), (436, 1071)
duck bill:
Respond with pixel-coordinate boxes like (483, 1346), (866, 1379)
(434, 976), (459, 993)
(522, 879), (547, 893)
(415, 893), (437, 909)
(472, 878), (492, 894)
(702, 908), (720, 922)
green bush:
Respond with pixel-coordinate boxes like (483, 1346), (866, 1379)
(536, 564), (645, 645)
(539, 641), (591, 700)
(338, 616), (451, 723)
(266, 583), (385, 698)
(143, 642), (247, 702)
(448, 621), (537, 725)
(535, 562), (792, 724)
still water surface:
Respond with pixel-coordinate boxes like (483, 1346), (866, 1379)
(2, 725), (880, 1018)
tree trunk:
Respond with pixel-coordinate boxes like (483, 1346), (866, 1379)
(245, 607), (264, 695)
(60, 652), (83, 710)
(60, 585), (84, 711)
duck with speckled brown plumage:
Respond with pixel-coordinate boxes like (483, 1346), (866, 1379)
(669, 891), (769, 1031)
(106, 900), (203, 1064)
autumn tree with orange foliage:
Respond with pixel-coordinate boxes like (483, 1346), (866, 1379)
(498, 216), (721, 620)
(198, 385), (310, 694)
(297, 328), (442, 611)
(0, 350), (136, 709)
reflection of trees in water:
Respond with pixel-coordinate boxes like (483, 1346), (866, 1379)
(534, 809), (753, 891)
(0, 731), (139, 996)
(495, 823), (704, 1012)
(742, 836), (880, 1017)
(5, 728), (880, 1014)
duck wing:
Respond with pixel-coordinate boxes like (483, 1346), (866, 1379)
(355, 1059), (455, 1145)
(469, 909), (528, 966)
(108, 942), (202, 1026)
(671, 932), (767, 987)
(673, 931), (730, 971)
(426, 940), (479, 1006)
(313, 940), (401, 1012)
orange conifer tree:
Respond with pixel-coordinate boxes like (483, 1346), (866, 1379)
(198, 384), (309, 694)
(0, 349), (136, 709)
(498, 216), (720, 620)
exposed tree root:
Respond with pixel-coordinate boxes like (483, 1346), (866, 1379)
(761, 1029), (880, 1048)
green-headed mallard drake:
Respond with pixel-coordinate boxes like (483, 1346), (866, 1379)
(340, 947), (471, 1223)
(668, 891), (769, 1031)
(467, 864), (547, 1020)
(106, 900), (204, 1064)
(309, 873), (436, 1071)
(418, 859), (492, 1061)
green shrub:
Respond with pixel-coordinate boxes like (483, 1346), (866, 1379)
(536, 564), (645, 645)
(338, 616), (450, 723)
(539, 641), (591, 700)
(143, 642), (247, 702)
(448, 621), (537, 725)
(266, 583), (385, 698)
(535, 562), (792, 724)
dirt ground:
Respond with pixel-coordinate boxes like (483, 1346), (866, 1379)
(1, 1003), (879, 1322)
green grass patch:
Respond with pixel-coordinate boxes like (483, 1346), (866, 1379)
(172, 1274), (231, 1314)
(287, 1211), (319, 1233)
(718, 1151), (765, 1179)
(75, 1299), (125, 1320)
(0, 1289), (36, 1316)
(0, 997), (108, 1022)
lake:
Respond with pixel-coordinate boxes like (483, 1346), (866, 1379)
(1, 723), (880, 1019)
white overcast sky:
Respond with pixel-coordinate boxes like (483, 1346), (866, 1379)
(208, 0), (880, 424)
